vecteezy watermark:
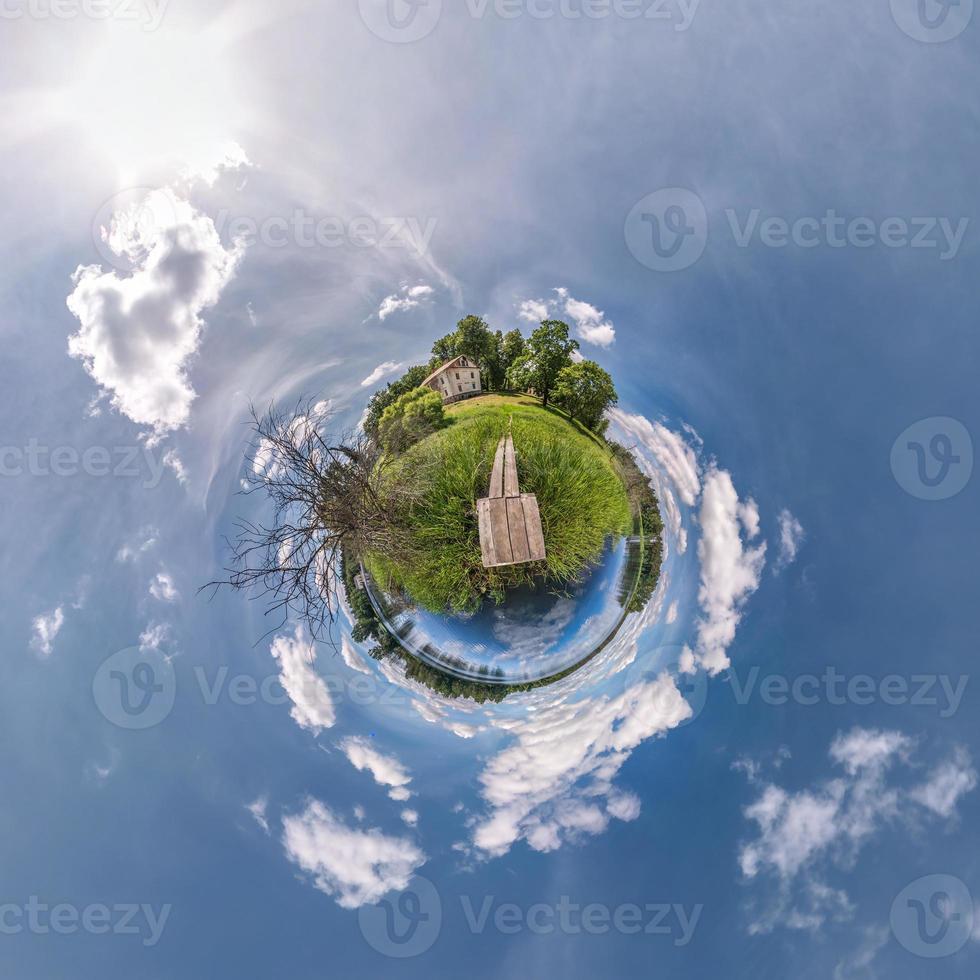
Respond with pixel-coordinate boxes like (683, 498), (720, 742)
(359, 879), (703, 958)
(211, 210), (438, 256)
(0, 898), (171, 947)
(725, 667), (969, 718)
(93, 648), (409, 730)
(891, 417), (973, 501)
(625, 189), (971, 272)
(890, 0), (974, 42)
(358, 0), (443, 42)
(358, 876), (443, 957)
(0, 442), (169, 489)
(890, 875), (974, 958)
(0, 0), (168, 30)
(93, 646), (177, 730)
(624, 188), (709, 272)
(358, 0), (699, 41)
(461, 0), (699, 29)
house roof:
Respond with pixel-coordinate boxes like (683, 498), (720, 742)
(420, 355), (477, 388)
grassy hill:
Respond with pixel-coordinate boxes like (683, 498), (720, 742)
(363, 394), (632, 612)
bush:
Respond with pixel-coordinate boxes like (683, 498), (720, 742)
(377, 387), (446, 452)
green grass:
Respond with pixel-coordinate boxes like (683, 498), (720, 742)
(364, 395), (632, 613)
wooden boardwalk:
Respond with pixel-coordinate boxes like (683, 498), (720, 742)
(477, 433), (546, 569)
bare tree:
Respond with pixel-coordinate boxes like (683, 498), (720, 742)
(207, 400), (421, 640)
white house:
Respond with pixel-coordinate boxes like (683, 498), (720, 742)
(421, 355), (483, 403)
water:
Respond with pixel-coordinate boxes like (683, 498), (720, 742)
(363, 537), (635, 685)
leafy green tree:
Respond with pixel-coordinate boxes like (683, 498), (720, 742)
(363, 364), (430, 437)
(505, 320), (579, 407)
(377, 386), (445, 452)
(500, 329), (525, 381)
(430, 316), (504, 389)
(552, 359), (618, 433)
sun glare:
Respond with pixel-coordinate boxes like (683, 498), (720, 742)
(64, 23), (244, 184)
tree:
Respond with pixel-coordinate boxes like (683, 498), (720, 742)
(208, 401), (422, 640)
(505, 319), (579, 407)
(377, 386), (445, 452)
(363, 364), (430, 438)
(551, 360), (618, 433)
(500, 329), (525, 380)
(430, 316), (504, 389)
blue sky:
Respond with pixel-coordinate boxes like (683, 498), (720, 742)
(1, 1), (979, 977)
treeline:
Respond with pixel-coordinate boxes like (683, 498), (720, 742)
(609, 442), (665, 614)
(364, 315), (619, 437)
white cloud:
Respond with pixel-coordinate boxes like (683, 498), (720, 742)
(517, 298), (549, 323)
(138, 622), (170, 651)
(909, 746), (977, 818)
(269, 627), (335, 734)
(340, 737), (413, 801)
(555, 288), (616, 348)
(775, 509), (805, 572)
(687, 466), (766, 675)
(116, 525), (159, 562)
(516, 288), (616, 347)
(360, 360), (404, 387)
(31, 607), (65, 658)
(401, 809), (419, 827)
(282, 799), (426, 909)
(738, 729), (977, 934)
(607, 409), (701, 506)
(149, 571), (179, 603)
(833, 925), (890, 980)
(665, 601), (679, 625)
(180, 139), (252, 186)
(67, 187), (244, 435)
(246, 796), (270, 834)
(471, 672), (691, 857)
(377, 282), (434, 321)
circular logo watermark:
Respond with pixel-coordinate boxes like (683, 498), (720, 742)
(358, 0), (442, 42)
(890, 874), (974, 958)
(93, 646), (177, 730)
(625, 188), (708, 272)
(890, 0), (973, 42)
(91, 186), (178, 273)
(358, 876), (442, 957)
(890, 417), (973, 500)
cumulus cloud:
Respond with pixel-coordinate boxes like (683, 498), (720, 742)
(377, 282), (434, 321)
(738, 728), (977, 934)
(31, 606), (65, 658)
(269, 627), (335, 734)
(340, 737), (413, 801)
(471, 672), (691, 857)
(554, 288), (616, 347)
(517, 298), (549, 323)
(607, 409), (701, 506)
(775, 509), (805, 573)
(282, 799), (426, 909)
(401, 809), (419, 827)
(516, 288), (616, 347)
(360, 360), (404, 387)
(67, 187), (244, 435)
(138, 622), (171, 651)
(684, 466), (766, 675)
(149, 571), (179, 603)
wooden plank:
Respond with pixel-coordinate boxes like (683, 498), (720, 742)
(506, 496), (531, 563)
(476, 497), (496, 567)
(488, 497), (513, 564)
(488, 437), (505, 498)
(521, 494), (546, 561)
(503, 435), (520, 498)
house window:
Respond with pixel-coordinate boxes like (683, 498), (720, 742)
(455, 372), (459, 379)
(458, 385), (463, 393)
(470, 372), (474, 379)
(471, 383), (476, 390)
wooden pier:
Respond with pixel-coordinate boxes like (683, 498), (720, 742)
(476, 431), (546, 569)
